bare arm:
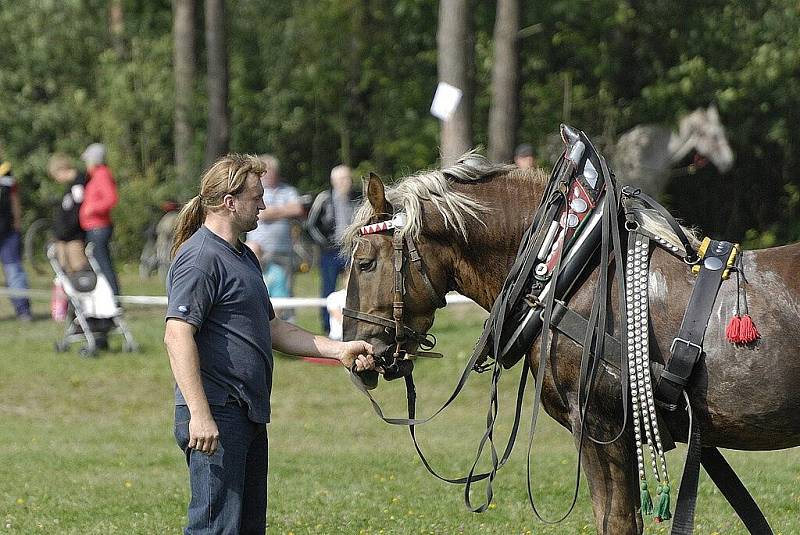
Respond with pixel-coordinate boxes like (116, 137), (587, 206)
(164, 319), (219, 455)
(270, 317), (374, 370)
(258, 201), (304, 222)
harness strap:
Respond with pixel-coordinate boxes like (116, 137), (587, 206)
(342, 308), (436, 351)
(392, 229), (405, 349)
(699, 448), (773, 534)
(656, 240), (734, 411)
(624, 189), (698, 262)
(347, 356), (530, 509)
(404, 234), (447, 308)
(670, 394), (773, 535)
(548, 300), (622, 369)
(343, 308), (396, 330)
(672, 392), (702, 534)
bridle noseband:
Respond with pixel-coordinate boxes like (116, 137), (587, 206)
(343, 213), (446, 377)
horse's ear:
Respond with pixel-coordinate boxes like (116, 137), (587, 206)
(707, 104), (720, 122)
(364, 172), (392, 219)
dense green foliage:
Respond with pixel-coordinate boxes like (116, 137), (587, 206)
(0, 1), (798, 260)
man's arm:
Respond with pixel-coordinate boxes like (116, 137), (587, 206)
(270, 316), (374, 370)
(257, 200), (304, 222)
(304, 192), (330, 246)
(164, 319), (219, 455)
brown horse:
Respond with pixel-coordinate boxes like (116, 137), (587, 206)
(342, 155), (800, 534)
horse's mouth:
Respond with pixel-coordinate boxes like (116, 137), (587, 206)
(351, 340), (416, 389)
(374, 341), (416, 381)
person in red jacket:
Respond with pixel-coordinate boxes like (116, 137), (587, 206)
(79, 143), (120, 295)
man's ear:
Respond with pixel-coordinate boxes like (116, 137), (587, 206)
(363, 172), (393, 221)
(222, 193), (236, 211)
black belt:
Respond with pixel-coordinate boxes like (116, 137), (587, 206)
(656, 239), (733, 411)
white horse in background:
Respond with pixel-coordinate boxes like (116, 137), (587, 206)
(610, 105), (735, 197)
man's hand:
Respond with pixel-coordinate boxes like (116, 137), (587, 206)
(188, 412), (220, 455)
(338, 340), (375, 372)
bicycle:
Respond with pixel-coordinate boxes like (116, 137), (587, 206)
(23, 217), (54, 275)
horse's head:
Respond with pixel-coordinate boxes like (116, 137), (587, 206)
(679, 105), (735, 173)
(342, 173), (452, 385)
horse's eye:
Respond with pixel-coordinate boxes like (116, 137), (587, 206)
(358, 259), (376, 272)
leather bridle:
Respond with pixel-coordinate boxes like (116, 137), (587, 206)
(343, 213), (446, 377)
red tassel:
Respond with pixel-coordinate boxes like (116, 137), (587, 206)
(726, 314), (760, 344)
(737, 314), (760, 343)
(725, 315), (741, 343)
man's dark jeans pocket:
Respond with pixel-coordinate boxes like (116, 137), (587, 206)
(174, 405), (191, 454)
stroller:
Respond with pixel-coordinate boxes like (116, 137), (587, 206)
(48, 242), (138, 357)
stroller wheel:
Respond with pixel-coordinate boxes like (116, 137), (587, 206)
(54, 340), (69, 353)
(79, 346), (97, 358)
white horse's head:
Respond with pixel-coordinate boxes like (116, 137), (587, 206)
(678, 105), (735, 173)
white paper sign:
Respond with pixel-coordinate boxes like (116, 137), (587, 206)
(430, 82), (463, 121)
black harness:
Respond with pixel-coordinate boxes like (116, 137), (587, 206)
(344, 128), (772, 534)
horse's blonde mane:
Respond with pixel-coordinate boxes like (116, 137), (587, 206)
(634, 207), (702, 250)
(343, 152), (529, 249)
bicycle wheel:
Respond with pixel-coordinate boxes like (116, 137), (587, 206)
(23, 218), (54, 275)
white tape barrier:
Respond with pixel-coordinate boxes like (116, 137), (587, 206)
(0, 287), (476, 310)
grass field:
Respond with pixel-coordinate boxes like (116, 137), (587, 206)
(1, 264), (798, 534)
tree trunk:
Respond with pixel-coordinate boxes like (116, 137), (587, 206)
(173, 0), (196, 188)
(204, 0), (230, 166)
(437, 0), (473, 166)
(109, 0), (127, 58)
(487, 0), (519, 163)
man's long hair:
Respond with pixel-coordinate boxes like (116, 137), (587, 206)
(171, 154), (266, 258)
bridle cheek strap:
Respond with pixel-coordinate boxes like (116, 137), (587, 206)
(392, 229), (406, 357)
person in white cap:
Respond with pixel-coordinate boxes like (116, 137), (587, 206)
(80, 143), (120, 295)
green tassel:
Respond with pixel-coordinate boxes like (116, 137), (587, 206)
(654, 483), (672, 522)
(640, 480), (653, 516)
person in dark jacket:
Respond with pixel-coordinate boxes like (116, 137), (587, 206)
(0, 158), (32, 320)
(48, 153), (88, 273)
(305, 164), (359, 333)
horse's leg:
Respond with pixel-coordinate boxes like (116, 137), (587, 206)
(576, 436), (642, 535)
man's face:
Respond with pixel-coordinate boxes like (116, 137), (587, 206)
(331, 170), (352, 193)
(233, 173), (266, 233)
(514, 155), (535, 169)
(261, 168), (279, 188)
(52, 167), (75, 184)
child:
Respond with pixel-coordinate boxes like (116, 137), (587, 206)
(48, 153), (89, 273)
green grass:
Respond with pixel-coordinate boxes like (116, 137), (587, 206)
(1, 265), (798, 534)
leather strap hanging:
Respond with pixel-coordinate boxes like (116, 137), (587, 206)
(656, 239), (734, 411)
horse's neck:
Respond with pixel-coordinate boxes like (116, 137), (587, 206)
(447, 173), (544, 310)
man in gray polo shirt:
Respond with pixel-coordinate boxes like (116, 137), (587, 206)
(244, 154), (303, 319)
(164, 154), (374, 534)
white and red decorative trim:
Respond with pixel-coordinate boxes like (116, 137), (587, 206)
(359, 213), (407, 235)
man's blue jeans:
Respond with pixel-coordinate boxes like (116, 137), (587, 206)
(319, 248), (347, 333)
(86, 226), (120, 295)
(0, 231), (31, 317)
(174, 402), (268, 535)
